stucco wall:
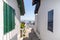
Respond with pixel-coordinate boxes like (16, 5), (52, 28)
(10, 34), (17, 40)
(35, 14), (40, 39)
(36, 0), (60, 40)
(3, 0), (20, 40)
(35, 14), (38, 31)
(0, 0), (3, 40)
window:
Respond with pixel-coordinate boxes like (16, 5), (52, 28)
(4, 2), (15, 34)
(48, 10), (54, 32)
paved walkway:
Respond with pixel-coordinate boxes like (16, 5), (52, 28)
(23, 28), (40, 40)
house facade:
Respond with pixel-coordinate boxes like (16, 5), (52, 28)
(0, 0), (25, 40)
(32, 0), (60, 40)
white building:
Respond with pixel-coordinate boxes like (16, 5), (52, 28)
(32, 0), (60, 40)
(0, 0), (25, 40)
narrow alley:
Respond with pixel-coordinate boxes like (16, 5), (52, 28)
(0, 0), (60, 40)
(23, 28), (40, 40)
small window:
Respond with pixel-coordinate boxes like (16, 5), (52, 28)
(48, 10), (54, 32)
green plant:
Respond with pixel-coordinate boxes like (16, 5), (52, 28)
(20, 22), (25, 29)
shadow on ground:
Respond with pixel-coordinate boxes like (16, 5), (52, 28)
(23, 29), (40, 40)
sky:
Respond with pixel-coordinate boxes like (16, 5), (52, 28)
(21, 0), (35, 21)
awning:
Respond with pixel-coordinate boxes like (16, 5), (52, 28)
(34, 2), (40, 14)
(17, 0), (25, 15)
(32, 0), (40, 14)
(32, 0), (40, 5)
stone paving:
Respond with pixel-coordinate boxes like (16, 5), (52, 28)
(23, 28), (40, 40)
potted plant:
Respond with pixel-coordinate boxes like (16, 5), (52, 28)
(20, 22), (25, 37)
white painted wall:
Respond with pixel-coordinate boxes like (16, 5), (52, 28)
(35, 14), (41, 39)
(3, 0), (20, 40)
(0, 0), (3, 40)
(34, 14), (38, 31)
(36, 0), (60, 40)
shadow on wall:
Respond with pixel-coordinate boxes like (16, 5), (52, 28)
(23, 29), (40, 40)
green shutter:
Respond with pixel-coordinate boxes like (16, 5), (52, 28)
(7, 4), (10, 32)
(4, 2), (15, 34)
(4, 2), (7, 34)
(12, 9), (15, 29)
(9, 7), (12, 31)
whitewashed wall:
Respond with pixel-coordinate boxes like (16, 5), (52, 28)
(36, 0), (60, 40)
(0, 0), (3, 40)
(3, 0), (20, 40)
(34, 14), (38, 31)
(35, 14), (41, 39)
